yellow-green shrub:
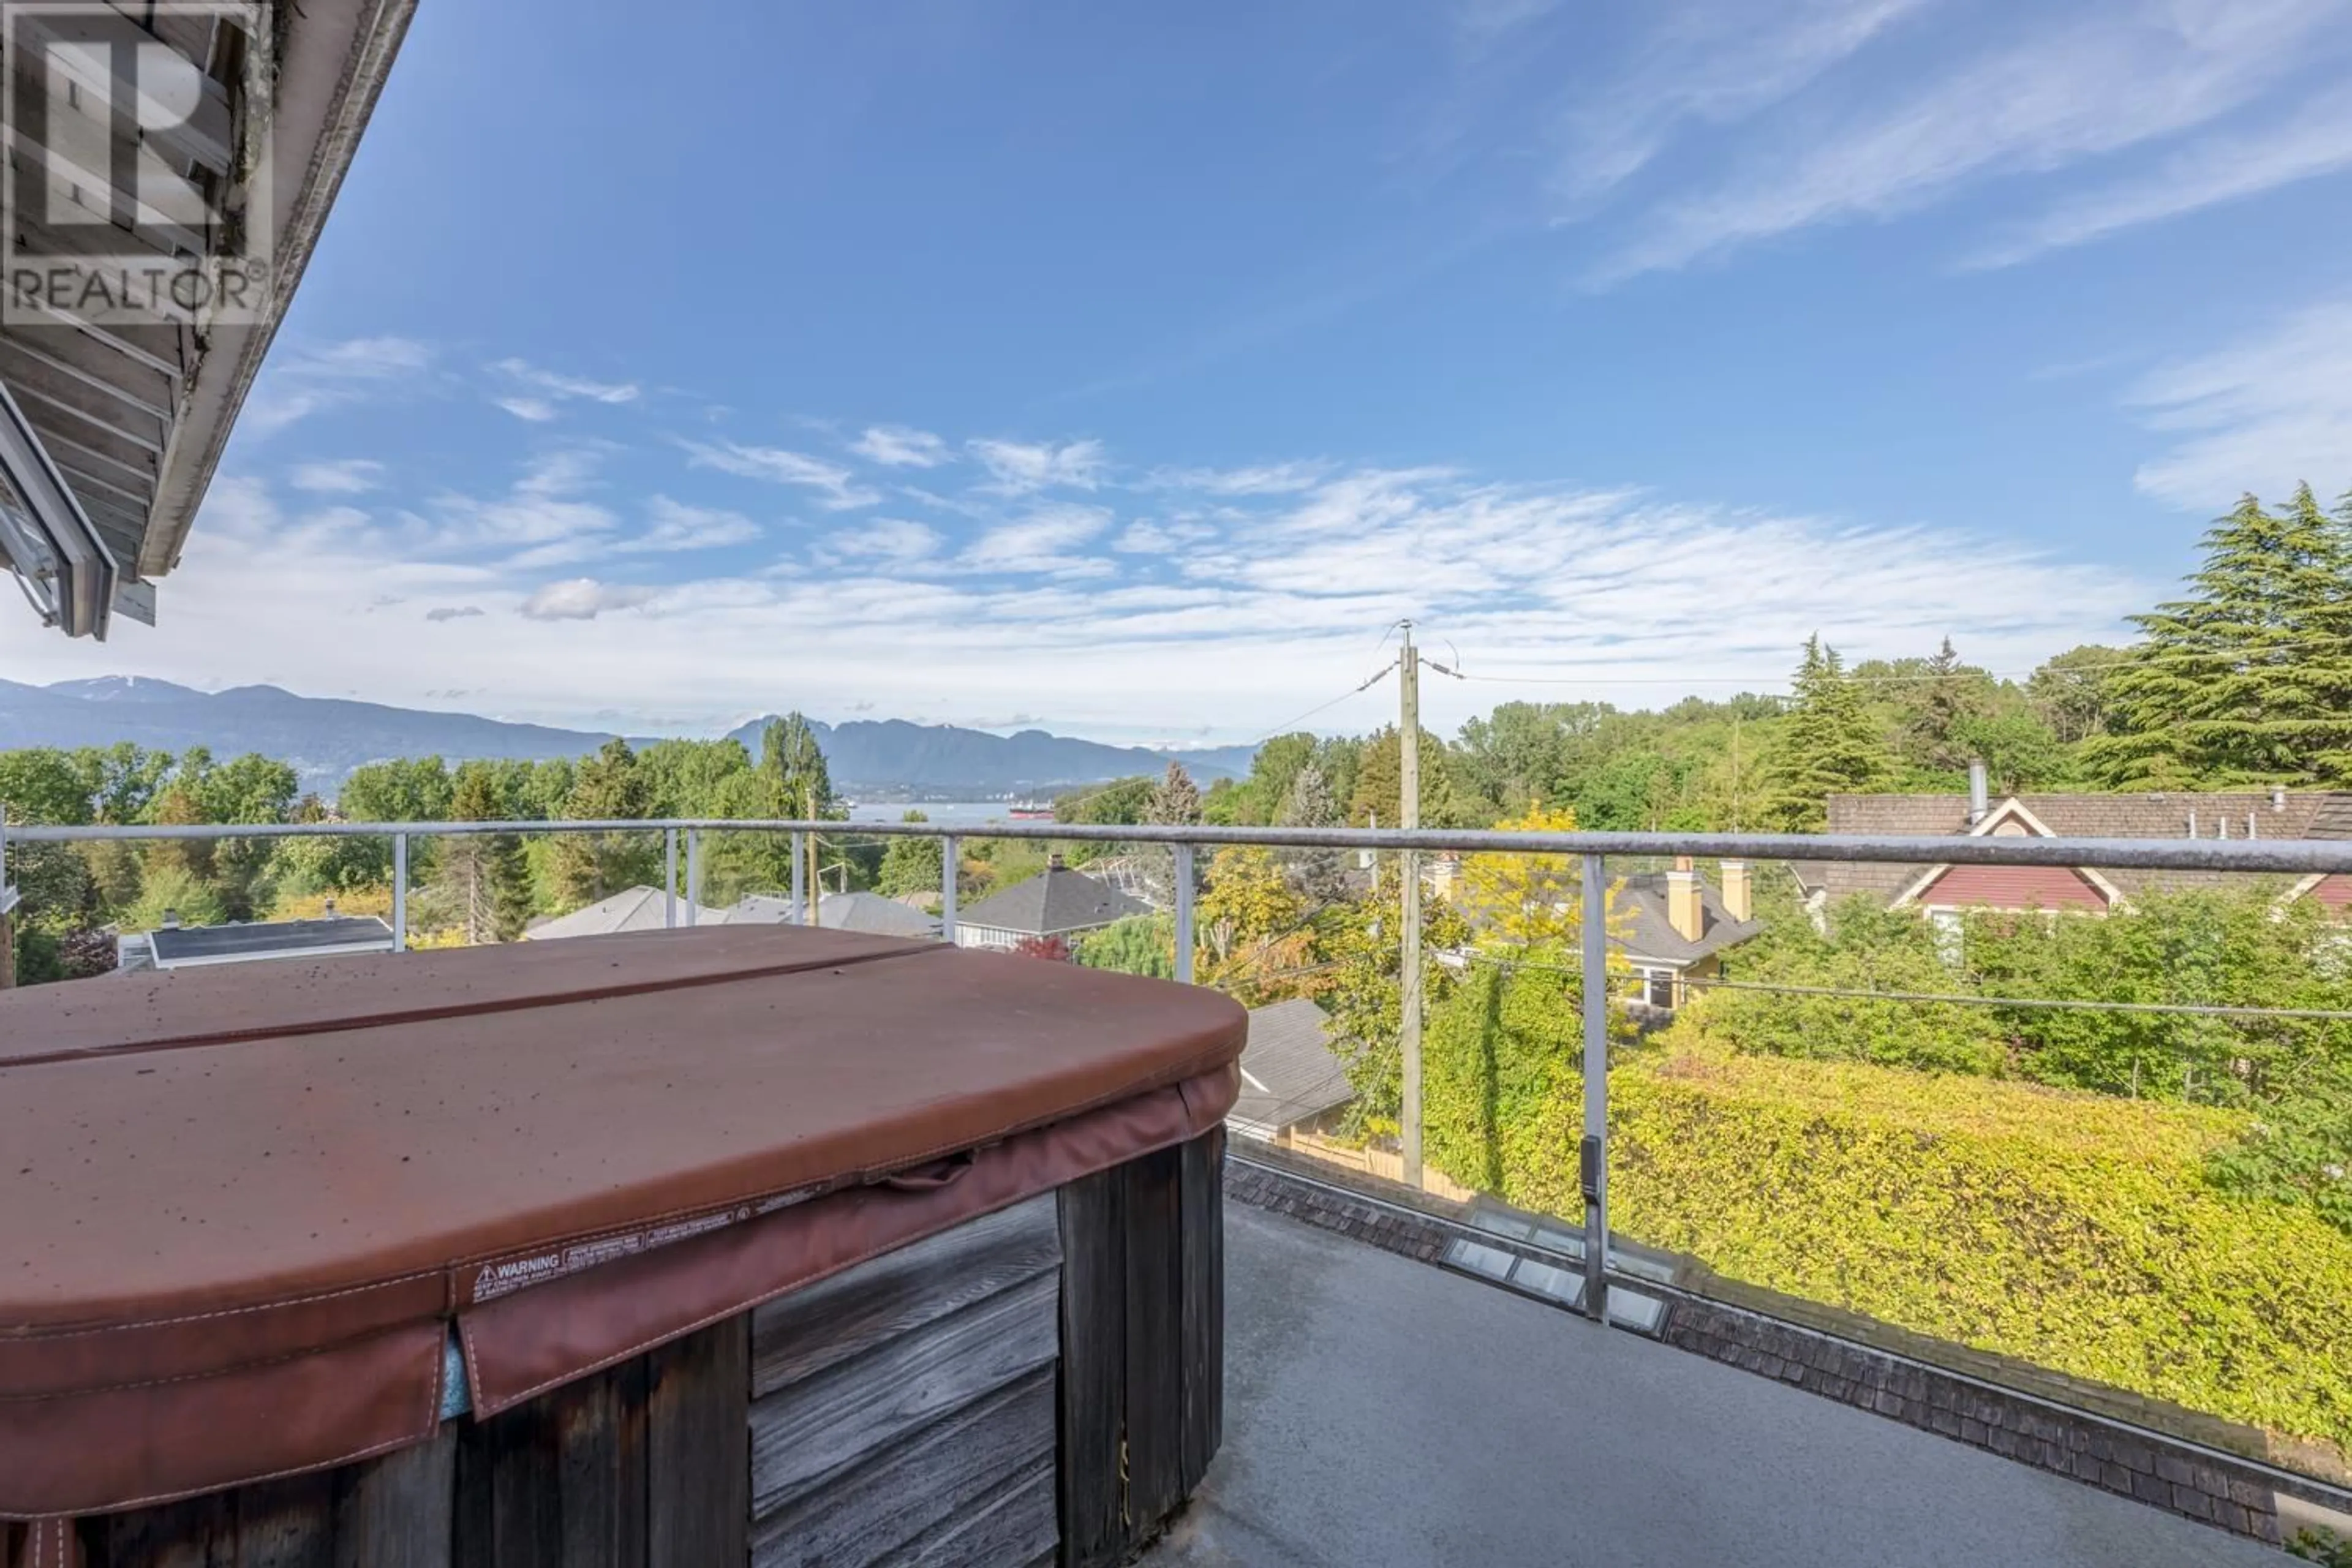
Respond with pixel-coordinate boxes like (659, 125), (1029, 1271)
(1423, 974), (2352, 1461)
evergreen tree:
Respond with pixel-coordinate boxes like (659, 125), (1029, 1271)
(2084, 487), (2352, 788)
(1147, 760), (1202, 827)
(548, 739), (655, 907)
(441, 763), (533, 943)
(1276, 760), (1347, 902)
(1345, 725), (1474, 828)
(1904, 638), (1988, 777)
(1141, 761), (1203, 905)
(876, 810), (944, 899)
(762, 714), (835, 816)
(1760, 636), (1890, 831)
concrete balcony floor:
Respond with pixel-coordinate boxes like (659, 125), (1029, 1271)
(1147, 1204), (2282, 1568)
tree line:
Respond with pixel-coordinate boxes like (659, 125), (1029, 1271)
(0, 716), (841, 979)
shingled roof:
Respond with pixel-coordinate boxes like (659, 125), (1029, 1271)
(956, 864), (1150, 938)
(1612, 873), (1763, 966)
(1229, 998), (1353, 1139)
(1812, 791), (2352, 905)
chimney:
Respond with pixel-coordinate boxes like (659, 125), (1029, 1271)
(2272, 787), (2288, 812)
(1667, 856), (1703, 943)
(160, 909), (180, 930)
(1047, 853), (1066, 871)
(322, 897), (337, 919)
(1720, 859), (1752, 923)
(1966, 759), (1989, 827)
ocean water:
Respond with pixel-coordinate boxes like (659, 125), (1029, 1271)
(844, 800), (1048, 825)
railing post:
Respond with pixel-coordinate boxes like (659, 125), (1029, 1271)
(1580, 851), (1608, 1323)
(940, 834), (959, 945)
(685, 829), (701, 927)
(1, 803), (15, 990)
(663, 828), (678, 930)
(1401, 839), (1423, 1189)
(391, 832), (409, 954)
(790, 831), (806, 925)
(1172, 843), (1196, 983)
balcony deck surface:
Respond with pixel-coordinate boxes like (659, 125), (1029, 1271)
(1146, 1204), (2282, 1568)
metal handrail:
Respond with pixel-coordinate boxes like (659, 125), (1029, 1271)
(9, 815), (2352, 874)
(7, 810), (2348, 1329)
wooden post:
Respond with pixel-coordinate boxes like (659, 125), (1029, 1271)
(1058, 1128), (1226, 1567)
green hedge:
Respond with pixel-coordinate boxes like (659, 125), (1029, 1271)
(1423, 968), (2352, 1462)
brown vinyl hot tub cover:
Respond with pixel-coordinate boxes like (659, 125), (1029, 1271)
(0, 928), (1246, 1519)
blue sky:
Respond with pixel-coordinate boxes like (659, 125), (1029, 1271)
(9, 0), (2352, 744)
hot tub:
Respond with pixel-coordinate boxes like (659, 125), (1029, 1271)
(0, 927), (1243, 1567)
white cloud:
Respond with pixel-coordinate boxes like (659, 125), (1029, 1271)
(1550, 0), (1929, 205)
(681, 439), (881, 510)
(961, 503), (1114, 577)
(816, 518), (943, 565)
(1969, 92), (2352, 267)
(1150, 461), (1329, 496)
(288, 459), (385, 495)
(418, 450), (619, 560)
(1114, 519), (1217, 554)
(519, 578), (662, 620)
(2128, 295), (2352, 510)
(850, 424), (952, 467)
(0, 430), (2144, 746)
(1595, 0), (2349, 282)
(497, 397), (558, 423)
(241, 336), (433, 436)
(969, 438), (1107, 494)
(494, 358), (641, 405)
(616, 496), (760, 554)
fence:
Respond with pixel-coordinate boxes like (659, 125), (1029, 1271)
(11, 809), (2351, 1338)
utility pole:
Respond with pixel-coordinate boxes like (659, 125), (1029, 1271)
(1398, 620), (1423, 1188)
(804, 781), (822, 929)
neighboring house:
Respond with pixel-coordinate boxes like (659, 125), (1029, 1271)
(728, 890), (941, 940)
(1613, 859), (1763, 1011)
(952, 858), (1150, 950)
(1443, 855), (1762, 1013)
(1228, 998), (1354, 1143)
(1810, 764), (2352, 924)
(117, 913), (397, 973)
(525, 887), (733, 940)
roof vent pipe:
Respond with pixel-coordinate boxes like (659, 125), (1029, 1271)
(1967, 758), (1988, 826)
(2248, 812), (2258, 840)
(2272, 788), (2288, 812)
(160, 908), (179, 929)
(2188, 810), (2198, 839)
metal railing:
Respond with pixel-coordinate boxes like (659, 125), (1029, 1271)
(10, 808), (2352, 1327)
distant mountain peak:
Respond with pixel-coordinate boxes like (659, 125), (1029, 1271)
(45, 676), (206, 703)
(3, 677), (1256, 796)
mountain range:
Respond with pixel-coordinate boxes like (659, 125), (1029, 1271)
(0, 677), (1256, 796)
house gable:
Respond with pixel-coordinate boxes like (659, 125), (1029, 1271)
(1889, 797), (2124, 913)
(1909, 862), (2109, 912)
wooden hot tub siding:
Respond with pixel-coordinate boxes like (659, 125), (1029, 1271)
(41, 1129), (1226, 1568)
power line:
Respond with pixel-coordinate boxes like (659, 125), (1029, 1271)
(1460, 948), (2352, 1023)
(1247, 660), (1399, 745)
